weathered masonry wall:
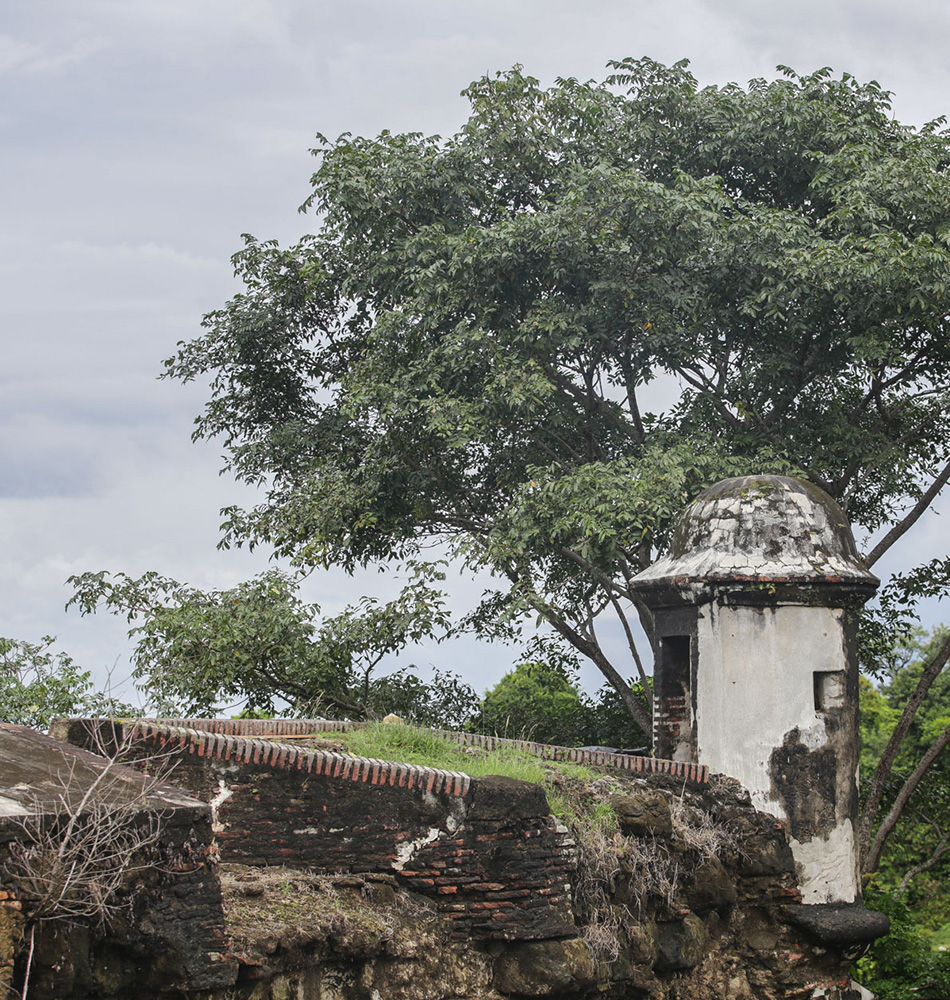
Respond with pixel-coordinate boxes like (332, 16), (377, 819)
(0, 725), (235, 1000)
(25, 719), (881, 1000)
(631, 476), (877, 911)
(695, 602), (861, 904)
(54, 719), (579, 942)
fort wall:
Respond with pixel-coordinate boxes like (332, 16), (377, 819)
(26, 717), (881, 1000)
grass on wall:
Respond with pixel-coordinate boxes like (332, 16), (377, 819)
(329, 721), (625, 836)
(341, 721), (595, 787)
(302, 721), (735, 968)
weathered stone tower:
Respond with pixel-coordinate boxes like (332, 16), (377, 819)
(631, 475), (878, 906)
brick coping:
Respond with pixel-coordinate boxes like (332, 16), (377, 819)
(128, 718), (709, 785)
(123, 720), (473, 797)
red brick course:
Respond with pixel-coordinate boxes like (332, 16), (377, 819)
(140, 717), (709, 784)
(56, 719), (576, 941)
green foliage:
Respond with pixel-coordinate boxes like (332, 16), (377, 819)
(0, 636), (133, 729)
(860, 560), (950, 679)
(859, 675), (899, 776)
(855, 885), (950, 999)
(931, 921), (950, 951)
(365, 666), (479, 730)
(66, 567), (474, 723)
(860, 628), (950, 930)
(163, 56), (950, 731)
(477, 660), (650, 749)
(340, 722), (595, 799)
(479, 661), (587, 745)
(583, 680), (652, 750)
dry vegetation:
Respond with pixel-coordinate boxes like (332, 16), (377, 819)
(233, 724), (739, 971)
(2, 736), (176, 1000)
(220, 864), (447, 967)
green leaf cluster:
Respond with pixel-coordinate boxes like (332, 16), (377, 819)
(855, 885), (950, 999)
(65, 567), (470, 722)
(477, 659), (649, 749)
(0, 636), (133, 729)
(860, 627), (950, 927)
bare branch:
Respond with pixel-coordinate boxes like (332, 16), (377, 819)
(865, 720), (950, 874)
(897, 820), (950, 894)
(865, 460), (950, 567)
(2, 727), (181, 998)
(556, 545), (630, 600)
(609, 595), (652, 705)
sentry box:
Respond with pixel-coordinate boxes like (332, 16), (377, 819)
(632, 475), (878, 906)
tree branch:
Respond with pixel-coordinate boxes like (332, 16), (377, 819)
(609, 595), (652, 704)
(556, 545), (630, 600)
(458, 521), (653, 737)
(859, 629), (950, 869)
(865, 460), (950, 567)
(625, 380), (647, 445)
(897, 819), (950, 894)
(538, 600), (653, 736)
(865, 719), (950, 874)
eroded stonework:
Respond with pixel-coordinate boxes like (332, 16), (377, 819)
(634, 475), (879, 586)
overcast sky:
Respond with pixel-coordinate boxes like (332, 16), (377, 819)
(3, 0), (949, 708)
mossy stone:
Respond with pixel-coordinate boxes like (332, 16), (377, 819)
(611, 791), (673, 837)
(654, 913), (708, 971)
(493, 938), (595, 995)
(687, 857), (738, 914)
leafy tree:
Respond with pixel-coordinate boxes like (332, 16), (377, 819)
(163, 59), (950, 844)
(479, 659), (651, 748)
(367, 666), (479, 730)
(66, 567), (475, 723)
(854, 885), (950, 1000)
(860, 625), (950, 875)
(859, 628), (950, 924)
(583, 680), (652, 751)
(479, 661), (589, 745)
(0, 636), (132, 729)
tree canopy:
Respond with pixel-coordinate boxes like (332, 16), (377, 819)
(12, 63), (948, 989)
(479, 659), (649, 748)
(66, 567), (476, 725)
(164, 58), (950, 738)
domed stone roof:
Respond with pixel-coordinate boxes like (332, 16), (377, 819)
(632, 475), (878, 588)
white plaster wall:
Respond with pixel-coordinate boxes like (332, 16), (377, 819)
(694, 602), (858, 903)
(790, 821), (858, 905)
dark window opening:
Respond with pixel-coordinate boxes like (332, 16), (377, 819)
(657, 635), (694, 761)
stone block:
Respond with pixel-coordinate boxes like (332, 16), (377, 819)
(654, 913), (708, 972)
(611, 791), (673, 837)
(493, 937), (595, 995)
(687, 857), (737, 914)
(468, 775), (550, 822)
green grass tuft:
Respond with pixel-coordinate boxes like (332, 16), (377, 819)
(337, 722), (600, 821)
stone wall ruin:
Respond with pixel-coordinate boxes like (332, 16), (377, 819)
(13, 716), (886, 1000)
(0, 474), (894, 999)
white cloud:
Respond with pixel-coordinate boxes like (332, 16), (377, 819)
(0, 33), (107, 75)
(0, 34), (41, 72)
(57, 239), (223, 272)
